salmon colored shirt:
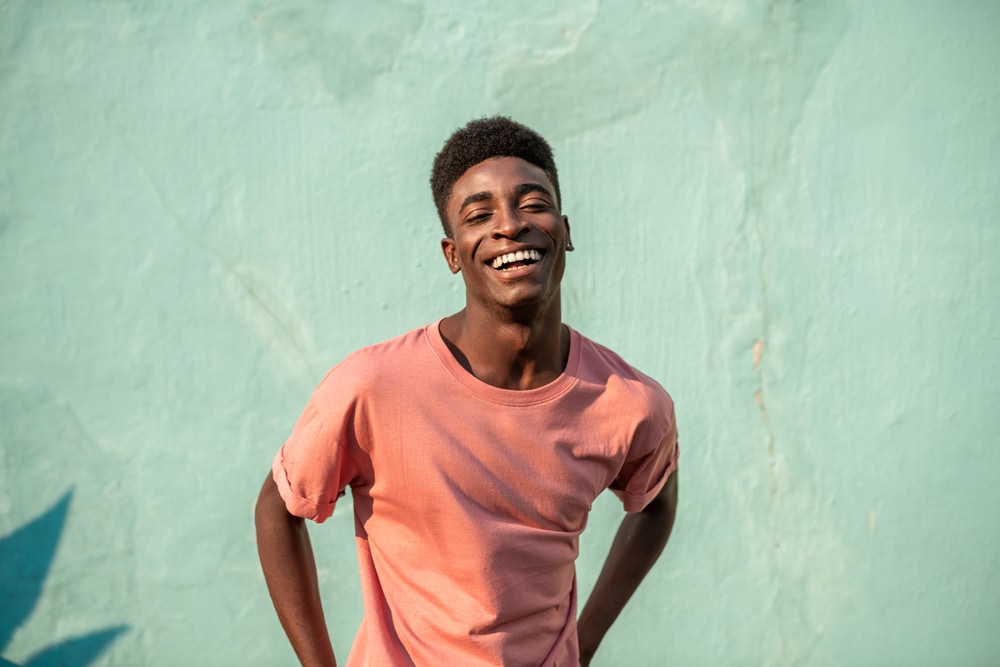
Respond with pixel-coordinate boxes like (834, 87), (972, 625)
(272, 321), (678, 666)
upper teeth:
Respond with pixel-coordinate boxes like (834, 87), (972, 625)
(491, 249), (542, 269)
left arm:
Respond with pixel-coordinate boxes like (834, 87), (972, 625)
(577, 466), (678, 665)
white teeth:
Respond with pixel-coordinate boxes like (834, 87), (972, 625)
(490, 249), (543, 270)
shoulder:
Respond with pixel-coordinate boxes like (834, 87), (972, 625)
(574, 332), (674, 418)
(573, 334), (678, 462)
(312, 324), (434, 402)
(343, 324), (432, 367)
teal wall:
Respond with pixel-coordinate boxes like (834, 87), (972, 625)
(2, 1), (998, 665)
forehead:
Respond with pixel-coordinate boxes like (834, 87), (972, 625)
(448, 157), (554, 209)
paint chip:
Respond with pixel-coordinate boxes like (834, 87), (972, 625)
(753, 339), (764, 371)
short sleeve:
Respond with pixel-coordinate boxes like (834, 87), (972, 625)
(271, 367), (368, 523)
(609, 391), (679, 513)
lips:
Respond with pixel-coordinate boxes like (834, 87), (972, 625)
(488, 248), (545, 271)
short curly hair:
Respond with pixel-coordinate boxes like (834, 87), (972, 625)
(430, 116), (561, 237)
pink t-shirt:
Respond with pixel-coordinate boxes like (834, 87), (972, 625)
(272, 321), (678, 666)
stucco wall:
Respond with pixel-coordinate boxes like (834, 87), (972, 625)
(1, 1), (998, 665)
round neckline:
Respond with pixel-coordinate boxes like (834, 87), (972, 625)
(425, 318), (581, 406)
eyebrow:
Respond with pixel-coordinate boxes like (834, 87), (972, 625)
(458, 183), (555, 212)
(459, 191), (493, 211)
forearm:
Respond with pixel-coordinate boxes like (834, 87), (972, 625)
(578, 471), (678, 664)
(255, 474), (337, 667)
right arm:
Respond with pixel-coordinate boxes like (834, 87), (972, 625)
(255, 473), (338, 667)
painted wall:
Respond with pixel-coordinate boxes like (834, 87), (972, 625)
(1, 1), (997, 665)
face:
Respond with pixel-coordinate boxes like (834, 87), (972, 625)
(441, 156), (572, 313)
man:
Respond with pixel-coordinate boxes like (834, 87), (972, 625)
(255, 117), (679, 666)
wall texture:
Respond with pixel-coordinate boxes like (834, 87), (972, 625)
(1, 1), (997, 665)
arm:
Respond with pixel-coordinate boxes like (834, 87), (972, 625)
(255, 473), (338, 667)
(577, 467), (678, 666)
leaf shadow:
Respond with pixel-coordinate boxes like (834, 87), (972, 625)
(0, 491), (129, 666)
(0, 492), (71, 651)
(22, 626), (129, 667)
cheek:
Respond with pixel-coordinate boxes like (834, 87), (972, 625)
(460, 237), (482, 263)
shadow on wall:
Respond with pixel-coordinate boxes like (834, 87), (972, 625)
(0, 491), (128, 667)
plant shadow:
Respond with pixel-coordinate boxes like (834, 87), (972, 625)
(0, 491), (128, 666)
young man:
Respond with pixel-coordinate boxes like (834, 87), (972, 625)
(255, 117), (679, 667)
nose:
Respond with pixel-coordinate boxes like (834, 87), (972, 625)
(492, 203), (528, 239)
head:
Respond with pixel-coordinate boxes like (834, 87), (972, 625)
(431, 117), (562, 237)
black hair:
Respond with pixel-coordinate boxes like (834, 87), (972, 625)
(430, 116), (561, 236)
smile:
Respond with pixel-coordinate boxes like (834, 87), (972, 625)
(490, 249), (545, 271)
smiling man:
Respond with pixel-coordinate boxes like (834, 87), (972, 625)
(255, 117), (679, 667)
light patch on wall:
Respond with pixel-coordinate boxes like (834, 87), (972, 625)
(490, 0), (684, 138)
(484, 0), (597, 66)
(249, 0), (424, 105)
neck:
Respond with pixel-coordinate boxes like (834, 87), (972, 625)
(440, 296), (568, 391)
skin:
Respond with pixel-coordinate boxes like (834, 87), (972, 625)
(439, 156), (573, 390)
(577, 435), (679, 665)
(256, 155), (678, 666)
(256, 475), (337, 667)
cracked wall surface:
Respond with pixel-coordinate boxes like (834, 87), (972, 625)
(1, 1), (998, 665)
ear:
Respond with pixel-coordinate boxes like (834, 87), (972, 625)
(441, 237), (461, 273)
(563, 215), (574, 252)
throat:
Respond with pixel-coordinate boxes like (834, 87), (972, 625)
(438, 314), (570, 391)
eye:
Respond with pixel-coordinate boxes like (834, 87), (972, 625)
(520, 199), (550, 212)
(465, 211), (492, 224)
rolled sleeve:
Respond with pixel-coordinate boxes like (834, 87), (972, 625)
(614, 436), (678, 512)
(271, 387), (364, 524)
(272, 444), (340, 522)
(610, 394), (679, 512)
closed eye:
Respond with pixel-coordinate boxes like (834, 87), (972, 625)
(520, 199), (553, 212)
(465, 211), (492, 224)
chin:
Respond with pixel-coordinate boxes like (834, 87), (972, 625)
(492, 286), (558, 313)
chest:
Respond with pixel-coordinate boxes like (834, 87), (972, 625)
(357, 397), (630, 532)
